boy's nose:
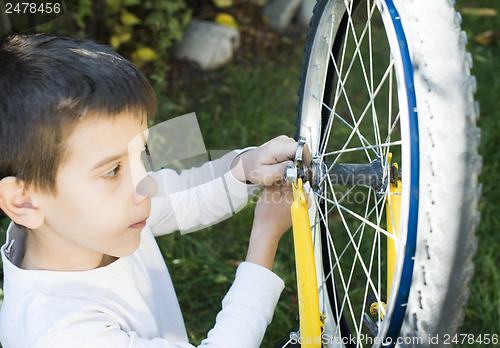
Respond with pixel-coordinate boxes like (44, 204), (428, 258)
(135, 174), (158, 198)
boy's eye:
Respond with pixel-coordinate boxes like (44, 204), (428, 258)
(141, 148), (154, 171)
(103, 165), (121, 179)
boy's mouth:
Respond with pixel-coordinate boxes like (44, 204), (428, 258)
(130, 218), (148, 229)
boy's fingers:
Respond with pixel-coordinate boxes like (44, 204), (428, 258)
(280, 184), (293, 195)
(302, 143), (312, 166)
(304, 188), (311, 208)
(263, 136), (311, 166)
(245, 135), (312, 185)
(261, 135), (296, 148)
(253, 160), (294, 185)
(261, 136), (297, 164)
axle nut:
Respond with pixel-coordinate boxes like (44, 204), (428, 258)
(285, 166), (297, 183)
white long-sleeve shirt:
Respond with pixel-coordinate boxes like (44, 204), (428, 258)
(0, 151), (285, 348)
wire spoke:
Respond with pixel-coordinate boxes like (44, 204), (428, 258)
(344, 1), (379, 107)
(327, 176), (390, 298)
(321, 3), (377, 160)
(317, 59), (396, 190)
(299, 0), (414, 344)
(318, 199), (363, 336)
(318, 100), (377, 156)
(323, 140), (402, 157)
(316, 189), (388, 273)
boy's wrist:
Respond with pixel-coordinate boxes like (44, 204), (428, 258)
(245, 240), (279, 271)
(245, 226), (281, 270)
(230, 149), (255, 184)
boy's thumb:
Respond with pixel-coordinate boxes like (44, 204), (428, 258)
(260, 160), (294, 185)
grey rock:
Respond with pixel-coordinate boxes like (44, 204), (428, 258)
(175, 20), (240, 70)
(263, 0), (303, 32)
(298, 0), (316, 27)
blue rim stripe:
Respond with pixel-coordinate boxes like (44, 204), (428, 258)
(382, 0), (420, 345)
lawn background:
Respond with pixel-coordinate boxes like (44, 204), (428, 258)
(0, 0), (499, 347)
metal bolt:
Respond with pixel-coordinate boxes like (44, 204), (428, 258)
(285, 165), (297, 183)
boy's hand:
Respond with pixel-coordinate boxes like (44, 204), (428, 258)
(232, 135), (310, 185)
(253, 184), (294, 239)
(245, 184), (295, 270)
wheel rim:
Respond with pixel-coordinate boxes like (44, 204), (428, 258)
(298, 0), (419, 346)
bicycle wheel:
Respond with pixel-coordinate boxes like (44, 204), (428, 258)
(296, 0), (480, 347)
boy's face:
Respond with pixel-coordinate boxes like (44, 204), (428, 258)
(32, 112), (153, 266)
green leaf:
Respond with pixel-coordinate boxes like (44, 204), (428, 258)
(78, 0), (94, 16)
(72, 0), (93, 30)
(121, 10), (141, 26)
(214, 274), (229, 283)
(110, 35), (121, 49)
(215, 13), (239, 29)
(145, 12), (166, 26)
(132, 47), (158, 62)
(155, 0), (187, 14)
(213, 0), (234, 8)
(110, 32), (132, 49)
(105, 0), (120, 11)
(182, 9), (192, 27)
(167, 19), (183, 40)
(124, 0), (142, 6)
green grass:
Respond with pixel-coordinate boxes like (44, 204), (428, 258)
(158, 1), (500, 345)
(154, 43), (304, 344)
(456, 0), (500, 344)
(1, 1), (500, 347)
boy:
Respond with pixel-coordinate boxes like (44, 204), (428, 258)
(0, 34), (299, 347)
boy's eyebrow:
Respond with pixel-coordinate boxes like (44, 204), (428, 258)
(90, 130), (148, 171)
(91, 151), (128, 171)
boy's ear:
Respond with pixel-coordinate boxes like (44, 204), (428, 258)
(0, 177), (44, 229)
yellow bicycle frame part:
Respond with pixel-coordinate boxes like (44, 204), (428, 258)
(291, 179), (322, 347)
(386, 161), (401, 300)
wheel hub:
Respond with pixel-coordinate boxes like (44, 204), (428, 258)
(285, 137), (393, 193)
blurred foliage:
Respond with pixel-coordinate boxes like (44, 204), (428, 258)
(71, 0), (192, 85)
(212, 0), (234, 9)
(214, 13), (239, 29)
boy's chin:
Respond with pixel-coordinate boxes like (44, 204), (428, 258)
(109, 236), (141, 258)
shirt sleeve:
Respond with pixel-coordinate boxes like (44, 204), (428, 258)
(147, 149), (260, 236)
(34, 263), (284, 348)
(200, 262), (285, 347)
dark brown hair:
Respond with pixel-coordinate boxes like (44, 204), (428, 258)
(0, 34), (157, 194)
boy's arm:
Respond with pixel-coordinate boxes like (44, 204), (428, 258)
(33, 263), (284, 348)
(198, 184), (293, 346)
(24, 186), (292, 348)
(148, 136), (298, 236)
(245, 184), (294, 270)
(148, 149), (258, 236)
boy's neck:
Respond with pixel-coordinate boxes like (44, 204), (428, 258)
(20, 230), (118, 271)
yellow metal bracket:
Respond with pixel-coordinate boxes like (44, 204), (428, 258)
(386, 153), (401, 300)
(291, 178), (322, 347)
